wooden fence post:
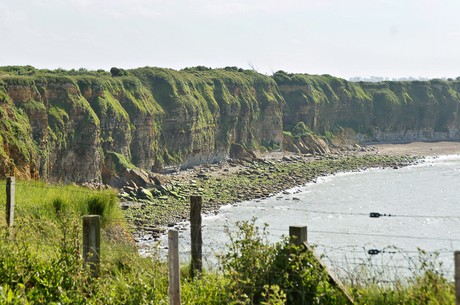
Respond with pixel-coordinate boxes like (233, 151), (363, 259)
(289, 225), (307, 246)
(190, 195), (202, 278)
(455, 251), (460, 305)
(289, 225), (354, 304)
(83, 215), (101, 278)
(169, 229), (181, 305)
(6, 177), (15, 227)
(289, 226), (308, 305)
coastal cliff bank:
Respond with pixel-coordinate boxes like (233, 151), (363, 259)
(1, 66), (460, 183)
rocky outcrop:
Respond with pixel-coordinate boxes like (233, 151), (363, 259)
(283, 134), (330, 155)
(229, 143), (259, 161)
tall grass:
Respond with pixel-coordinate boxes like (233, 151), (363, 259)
(0, 179), (169, 304)
(351, 249), (455, 304)
(0, 179), (456, 304)
(0, 179), (122, 226)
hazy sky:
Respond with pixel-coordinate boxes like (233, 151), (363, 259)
(1, 0), (460, 79)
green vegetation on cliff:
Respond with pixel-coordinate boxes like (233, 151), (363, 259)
(0, 66), (284, 181)
(274, 71), (460, 140)
(2, 66), (460, 182)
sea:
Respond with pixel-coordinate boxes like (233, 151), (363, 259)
(145, 154), (460, 284)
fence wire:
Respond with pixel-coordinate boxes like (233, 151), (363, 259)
(3, 179), (460, 289)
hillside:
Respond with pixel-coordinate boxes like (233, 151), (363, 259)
(275, 71), (460, 142)
(1, 66), (460, 183)
(0, 66), (283, 182)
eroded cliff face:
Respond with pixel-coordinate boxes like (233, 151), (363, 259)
(3, 66), (460, 183)
(275, 72), (460, 143)
(0, 77), (101, 182)
(0, 67), (284, 182)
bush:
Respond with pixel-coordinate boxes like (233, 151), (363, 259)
(81, 194), (119, 226)
(351, 249), (455, 304)
(291, 122), (311, 138)
(110, 67), (127, 77)
(220, 219), (347, 304)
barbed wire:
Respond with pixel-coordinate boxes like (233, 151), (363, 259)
(190, 224), (460, 243)
(3, 178), (460, 286)
(285, 206), (460, 219)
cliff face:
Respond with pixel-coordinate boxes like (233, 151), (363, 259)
(3, 66), (460, 183)
(0, 76), (101, 182)
(0, 67), (284, 182)
(275, 71), (460, 142)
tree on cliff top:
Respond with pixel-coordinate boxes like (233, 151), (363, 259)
(110, 67), (127, 77)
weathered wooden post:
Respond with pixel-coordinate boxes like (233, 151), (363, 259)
(83, 215), (101, 277)
(289, 226), (308, 305)
(289, 225), (307, 246)
(290, 225), (354, 304)
(6, 176), (15, 227)
(169, 229), (181, 305)
(190, 195), (202, 278)
(455, 251), (460, 305)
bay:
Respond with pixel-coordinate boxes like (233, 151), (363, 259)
(156, 155), (460, 282)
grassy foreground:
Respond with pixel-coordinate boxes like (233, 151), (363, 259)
(0, 155), (456, 304)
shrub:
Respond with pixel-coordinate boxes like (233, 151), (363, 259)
(220, 219), (347, 304)
(291, 121), (311, 138)
(81, 194), (119, 227)
(52, 197), (70, 218)
(110, 67), (127, 77)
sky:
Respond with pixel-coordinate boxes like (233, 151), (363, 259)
(1, 0), (460, 79)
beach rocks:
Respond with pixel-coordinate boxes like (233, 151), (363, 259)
(229, 143), (258, 161)
(118, 151), (418, 235)
(110, 168), (159, 188)
(283, 133), (331, 155)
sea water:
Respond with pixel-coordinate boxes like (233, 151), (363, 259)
(152, 155), (460, 283)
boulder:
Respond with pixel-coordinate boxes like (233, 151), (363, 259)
(127, 168), (153, 187)
(229, 143), (257, 160)
(137, 187), (154, 200)
(151, 175), (164, 187)
(300, 134), (331, 155)
(282, 136), (301, 154)
(108, 167), (156, 188)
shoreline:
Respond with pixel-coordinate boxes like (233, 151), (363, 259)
(369, 140), (460, 157)
(125, 141), (460, 240)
